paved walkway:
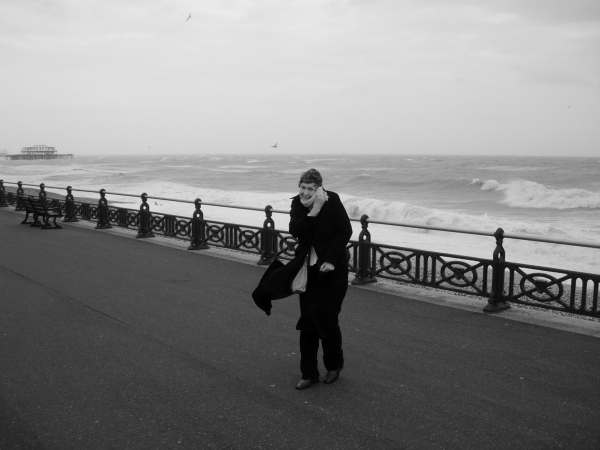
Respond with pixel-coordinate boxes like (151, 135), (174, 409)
(1, 208), (599, 449)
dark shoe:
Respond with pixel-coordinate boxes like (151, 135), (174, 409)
(323, 369), (341, 384)
(295, 378), (318, 390)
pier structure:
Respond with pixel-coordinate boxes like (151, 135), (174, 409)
(5, 145), (73, 160)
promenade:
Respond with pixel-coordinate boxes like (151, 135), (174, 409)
(1, 208), (599, 449)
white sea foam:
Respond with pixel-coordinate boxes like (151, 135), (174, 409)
(278, 169), (305, 175)
(476, 165), (552, 172)
(354, 167), (391, 172)
(11, 180), (600, 273)
(208, 168), (252, 173)
(342, 194), (571, 237)
(342, 198), (600, 274)
(473, 179), (600, 209)
(0, 163), (124, 182)
(218, 164), (270, 169)
(23, 177), (600, 243)
(3, 156), (599, 273)
(303, 158), (341, 164)
(117, 184), (598, 273)
(471, 178), (501, 191)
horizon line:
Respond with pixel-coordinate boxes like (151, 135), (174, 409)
(3, 152), (597, 159)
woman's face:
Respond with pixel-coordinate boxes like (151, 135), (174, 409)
(298, 182), (318, 201)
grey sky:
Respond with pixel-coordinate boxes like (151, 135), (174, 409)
(1, 0), (599, 156)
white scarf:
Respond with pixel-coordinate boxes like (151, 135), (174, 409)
(300, 196), (314, 209)
(298, 195), (319, 266)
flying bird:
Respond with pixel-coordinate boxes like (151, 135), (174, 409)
(271, 142), (278, 149)
(185, 13), (192, 22)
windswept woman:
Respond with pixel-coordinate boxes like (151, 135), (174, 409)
(289, 168), (352, 390)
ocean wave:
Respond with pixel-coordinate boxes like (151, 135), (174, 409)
(4, 169), (593, 239)
(349, 167), (392, 172)
(217, 164), (270, 170)
(0, 164), (122, 184)
(303, 158), (341, 164)
(6, 173), (597, 271)
(472, 179), (600, 209)
(94, 181), (294, 211)
(101, 184), (598, 272)
(471, 178), (501, 191)
(476, 165), (552, 172)
(208, 168), (251, 174)
(342, 195), (569, 237)
(93, 181), (579, 239)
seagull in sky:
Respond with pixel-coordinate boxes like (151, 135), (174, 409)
(271, 142), (278, 149)
(185, 13), (192, 22)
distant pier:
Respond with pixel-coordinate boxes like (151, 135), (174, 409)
(5, 144), (73, 160)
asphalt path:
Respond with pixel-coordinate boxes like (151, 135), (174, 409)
(1, 209), (599, 449)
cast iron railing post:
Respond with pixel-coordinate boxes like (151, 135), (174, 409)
(258, 205), (277, 265)
(63, 186), (78, 222)
(15, 181), (25, 211)
(38, 183), (47, 205)
(136, 193), (155, 238)
(95, 188), (112, 229)
(164, 215), (176, 237)
(352, 214), (377, 284)
(117, 208), (128, 227)
(188, 198), (209, 250)
(81, 202), (91, 220)
(484, 227), (510, 312)
(6, 183), (15, 205)
(0, 180), (7, 207)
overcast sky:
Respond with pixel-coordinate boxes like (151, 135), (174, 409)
(1, 0), (599, 156)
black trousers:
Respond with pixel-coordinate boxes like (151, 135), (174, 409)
(297, 265), (348, 379)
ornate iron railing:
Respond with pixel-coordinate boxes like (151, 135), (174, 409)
(1, 179), (598, 317)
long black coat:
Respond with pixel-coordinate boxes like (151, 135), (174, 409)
(288, 191), (352, 272)
(290, 191), (352, 330)
(252, 190), (352, 315)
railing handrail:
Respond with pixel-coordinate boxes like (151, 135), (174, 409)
(3, 180), (600, 251)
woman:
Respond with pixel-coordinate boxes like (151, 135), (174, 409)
(289, 168), (352, 390)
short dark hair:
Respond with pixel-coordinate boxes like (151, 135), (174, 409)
(299, 168), (323, 186)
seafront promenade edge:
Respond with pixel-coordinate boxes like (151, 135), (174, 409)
(1, 207), (599, 449)
(1, 180), (599, 319)
(45, 206), (600, 339)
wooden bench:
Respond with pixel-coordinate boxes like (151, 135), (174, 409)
(21, 197), (63, 229)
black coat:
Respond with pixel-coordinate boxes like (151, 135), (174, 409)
(252, 190), (352, 315)
(289, 190), (352, 271)
(251, 257), (304, 315)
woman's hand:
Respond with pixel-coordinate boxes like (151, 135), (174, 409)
(319, 262), (335, 272)
(310, 187), (329, 214)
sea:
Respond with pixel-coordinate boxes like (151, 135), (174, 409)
(1, 154), (599, 274)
